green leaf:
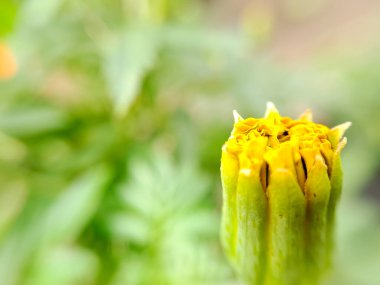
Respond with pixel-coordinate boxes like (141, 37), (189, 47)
(102, 26), (160, 116)
(0, 166), (110, 285)
(25, 246), (99, 285)
(40, 165), (110, 244)
(0, 107), (69, 137)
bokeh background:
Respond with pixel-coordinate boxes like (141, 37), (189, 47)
(0, 0), (379, 284)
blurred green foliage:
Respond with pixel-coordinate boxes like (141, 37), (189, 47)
(0, 0), (379, 285)
(0, 0), (18, 36)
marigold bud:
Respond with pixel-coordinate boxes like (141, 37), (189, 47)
(220, 103), (350, 285)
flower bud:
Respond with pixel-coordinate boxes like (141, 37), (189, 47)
(220, 103), (350, 285)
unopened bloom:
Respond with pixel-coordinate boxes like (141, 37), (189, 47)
(220, 103), (350, 285)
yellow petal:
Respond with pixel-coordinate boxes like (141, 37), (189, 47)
(264, 142), (297, 180)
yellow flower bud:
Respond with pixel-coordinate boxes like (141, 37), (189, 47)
(220, 103), (350, 285)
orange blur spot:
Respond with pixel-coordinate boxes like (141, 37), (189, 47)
(0, 42), (18, 80)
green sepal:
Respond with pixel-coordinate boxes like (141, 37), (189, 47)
(266, 169), (306, 285)
(326, 151), (343, 267)
(235, 168), (267, 285)
(304, 155), (331, 283)
(220, 148), (239, 265)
